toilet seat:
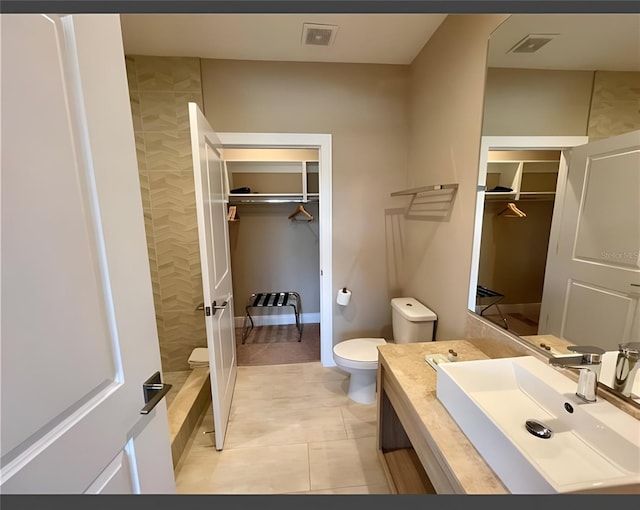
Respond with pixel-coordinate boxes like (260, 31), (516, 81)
(333, 338), (387, 370)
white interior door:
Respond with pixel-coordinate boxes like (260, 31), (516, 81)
(540, 130), (640, 350)
(1, 14), (174, 493)
(189, 103), (237, 451)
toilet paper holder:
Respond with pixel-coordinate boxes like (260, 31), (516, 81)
(337, 287), (352, 306)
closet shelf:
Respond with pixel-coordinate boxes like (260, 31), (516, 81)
(485, 191), (555, 202)
(229, 193), (319, 204)
(390, 183), (458, 197)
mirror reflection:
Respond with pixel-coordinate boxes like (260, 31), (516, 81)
(471, 14), (640, 403)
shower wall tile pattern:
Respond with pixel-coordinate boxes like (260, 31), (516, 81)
(588, 71), (640, 140)
(126, 56), (206, 372)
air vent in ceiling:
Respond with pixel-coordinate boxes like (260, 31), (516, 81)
(508, 34), (559, 54)
(301, 23), (338, 47)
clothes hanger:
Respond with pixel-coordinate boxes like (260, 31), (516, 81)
(497, 202), (526, 218)
(288, 204), (314, 222)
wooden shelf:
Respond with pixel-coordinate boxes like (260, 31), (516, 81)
(383, 448), (436, 494)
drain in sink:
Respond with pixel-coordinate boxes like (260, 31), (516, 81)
(525, 419), (553, 439)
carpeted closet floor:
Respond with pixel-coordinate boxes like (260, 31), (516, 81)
(235, 323), (321, 366)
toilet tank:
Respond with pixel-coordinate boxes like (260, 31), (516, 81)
(391, 297), (437, 343)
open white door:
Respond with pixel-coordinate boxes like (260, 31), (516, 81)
(189, 103), (237, 451)
(1, 14), (174, 493)
(540, 130), (640, 350)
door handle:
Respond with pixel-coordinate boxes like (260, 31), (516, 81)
(140, 371), (172, 415)
(212, 300), (228, 315)
(198, 301), (228, 316)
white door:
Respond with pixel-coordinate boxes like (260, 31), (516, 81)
(1, 14), (175, 493)
(189, 103), (237, 451)
(540, 130), (640, 350)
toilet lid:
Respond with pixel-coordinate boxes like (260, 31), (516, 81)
(188, 347), (209, 364)
(333, 338), (387, 362)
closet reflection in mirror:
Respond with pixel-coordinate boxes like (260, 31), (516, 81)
(477, 149), (561, 337)
(470, 13), (640, 402)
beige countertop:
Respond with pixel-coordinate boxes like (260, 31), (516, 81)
(377, 339), (515, 494)
(377, 337), (640, 493)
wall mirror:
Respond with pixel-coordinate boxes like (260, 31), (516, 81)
(469, 14), (640, 405)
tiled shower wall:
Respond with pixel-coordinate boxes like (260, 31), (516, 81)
(126, 56), (206, 372)
(588, 71), (640, 140)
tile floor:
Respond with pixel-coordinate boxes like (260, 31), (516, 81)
(173, 361), (391, 494)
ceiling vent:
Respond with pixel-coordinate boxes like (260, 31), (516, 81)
(508, 34), (559, 54)
(301, 23), (338, 47)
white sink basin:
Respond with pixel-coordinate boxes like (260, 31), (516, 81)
(436, 356), (640, 493)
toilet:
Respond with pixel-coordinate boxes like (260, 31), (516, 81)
(188, 347), (209, 368)
(333, 338), (387, 404)
(333, 297), (437, 404)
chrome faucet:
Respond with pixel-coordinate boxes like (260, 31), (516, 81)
(548, 345), (604, 403)
(613, 342), (640, 397)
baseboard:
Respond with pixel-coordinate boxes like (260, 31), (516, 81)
(234, 312), (320, 328)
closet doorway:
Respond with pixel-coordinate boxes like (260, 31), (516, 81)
(468, 136), (588, 335)
(218, 133), (333, 367)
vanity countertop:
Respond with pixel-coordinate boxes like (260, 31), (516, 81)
(377, 339), (512, 494)
(377, 338), (640, 493)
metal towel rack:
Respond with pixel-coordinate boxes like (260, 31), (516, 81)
(391, 183), (458, 218)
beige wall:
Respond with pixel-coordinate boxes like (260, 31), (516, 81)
(201, 60), (410, 341)
(126, 56), (206, 372)
(482, 68), (594, 136)
(229, 202), (320, 317)
(483, 69), (640, 139)
(478, 200), (554, 304)
(404, 14), (509, 340)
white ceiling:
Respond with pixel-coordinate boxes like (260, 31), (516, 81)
(120, 13), (640, 70)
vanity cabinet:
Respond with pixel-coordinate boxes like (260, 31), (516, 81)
(485, 150), (560, 201)
(376, 340), (509, 494)
(224, 148), (319, 204)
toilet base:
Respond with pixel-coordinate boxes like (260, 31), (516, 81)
(346, 369), (377, 405)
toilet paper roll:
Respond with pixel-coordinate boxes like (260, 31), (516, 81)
(336, 287), (352, 306)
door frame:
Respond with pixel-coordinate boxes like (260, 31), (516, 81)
(217, 132), (334, 367)
(468, 135), (589, 313)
